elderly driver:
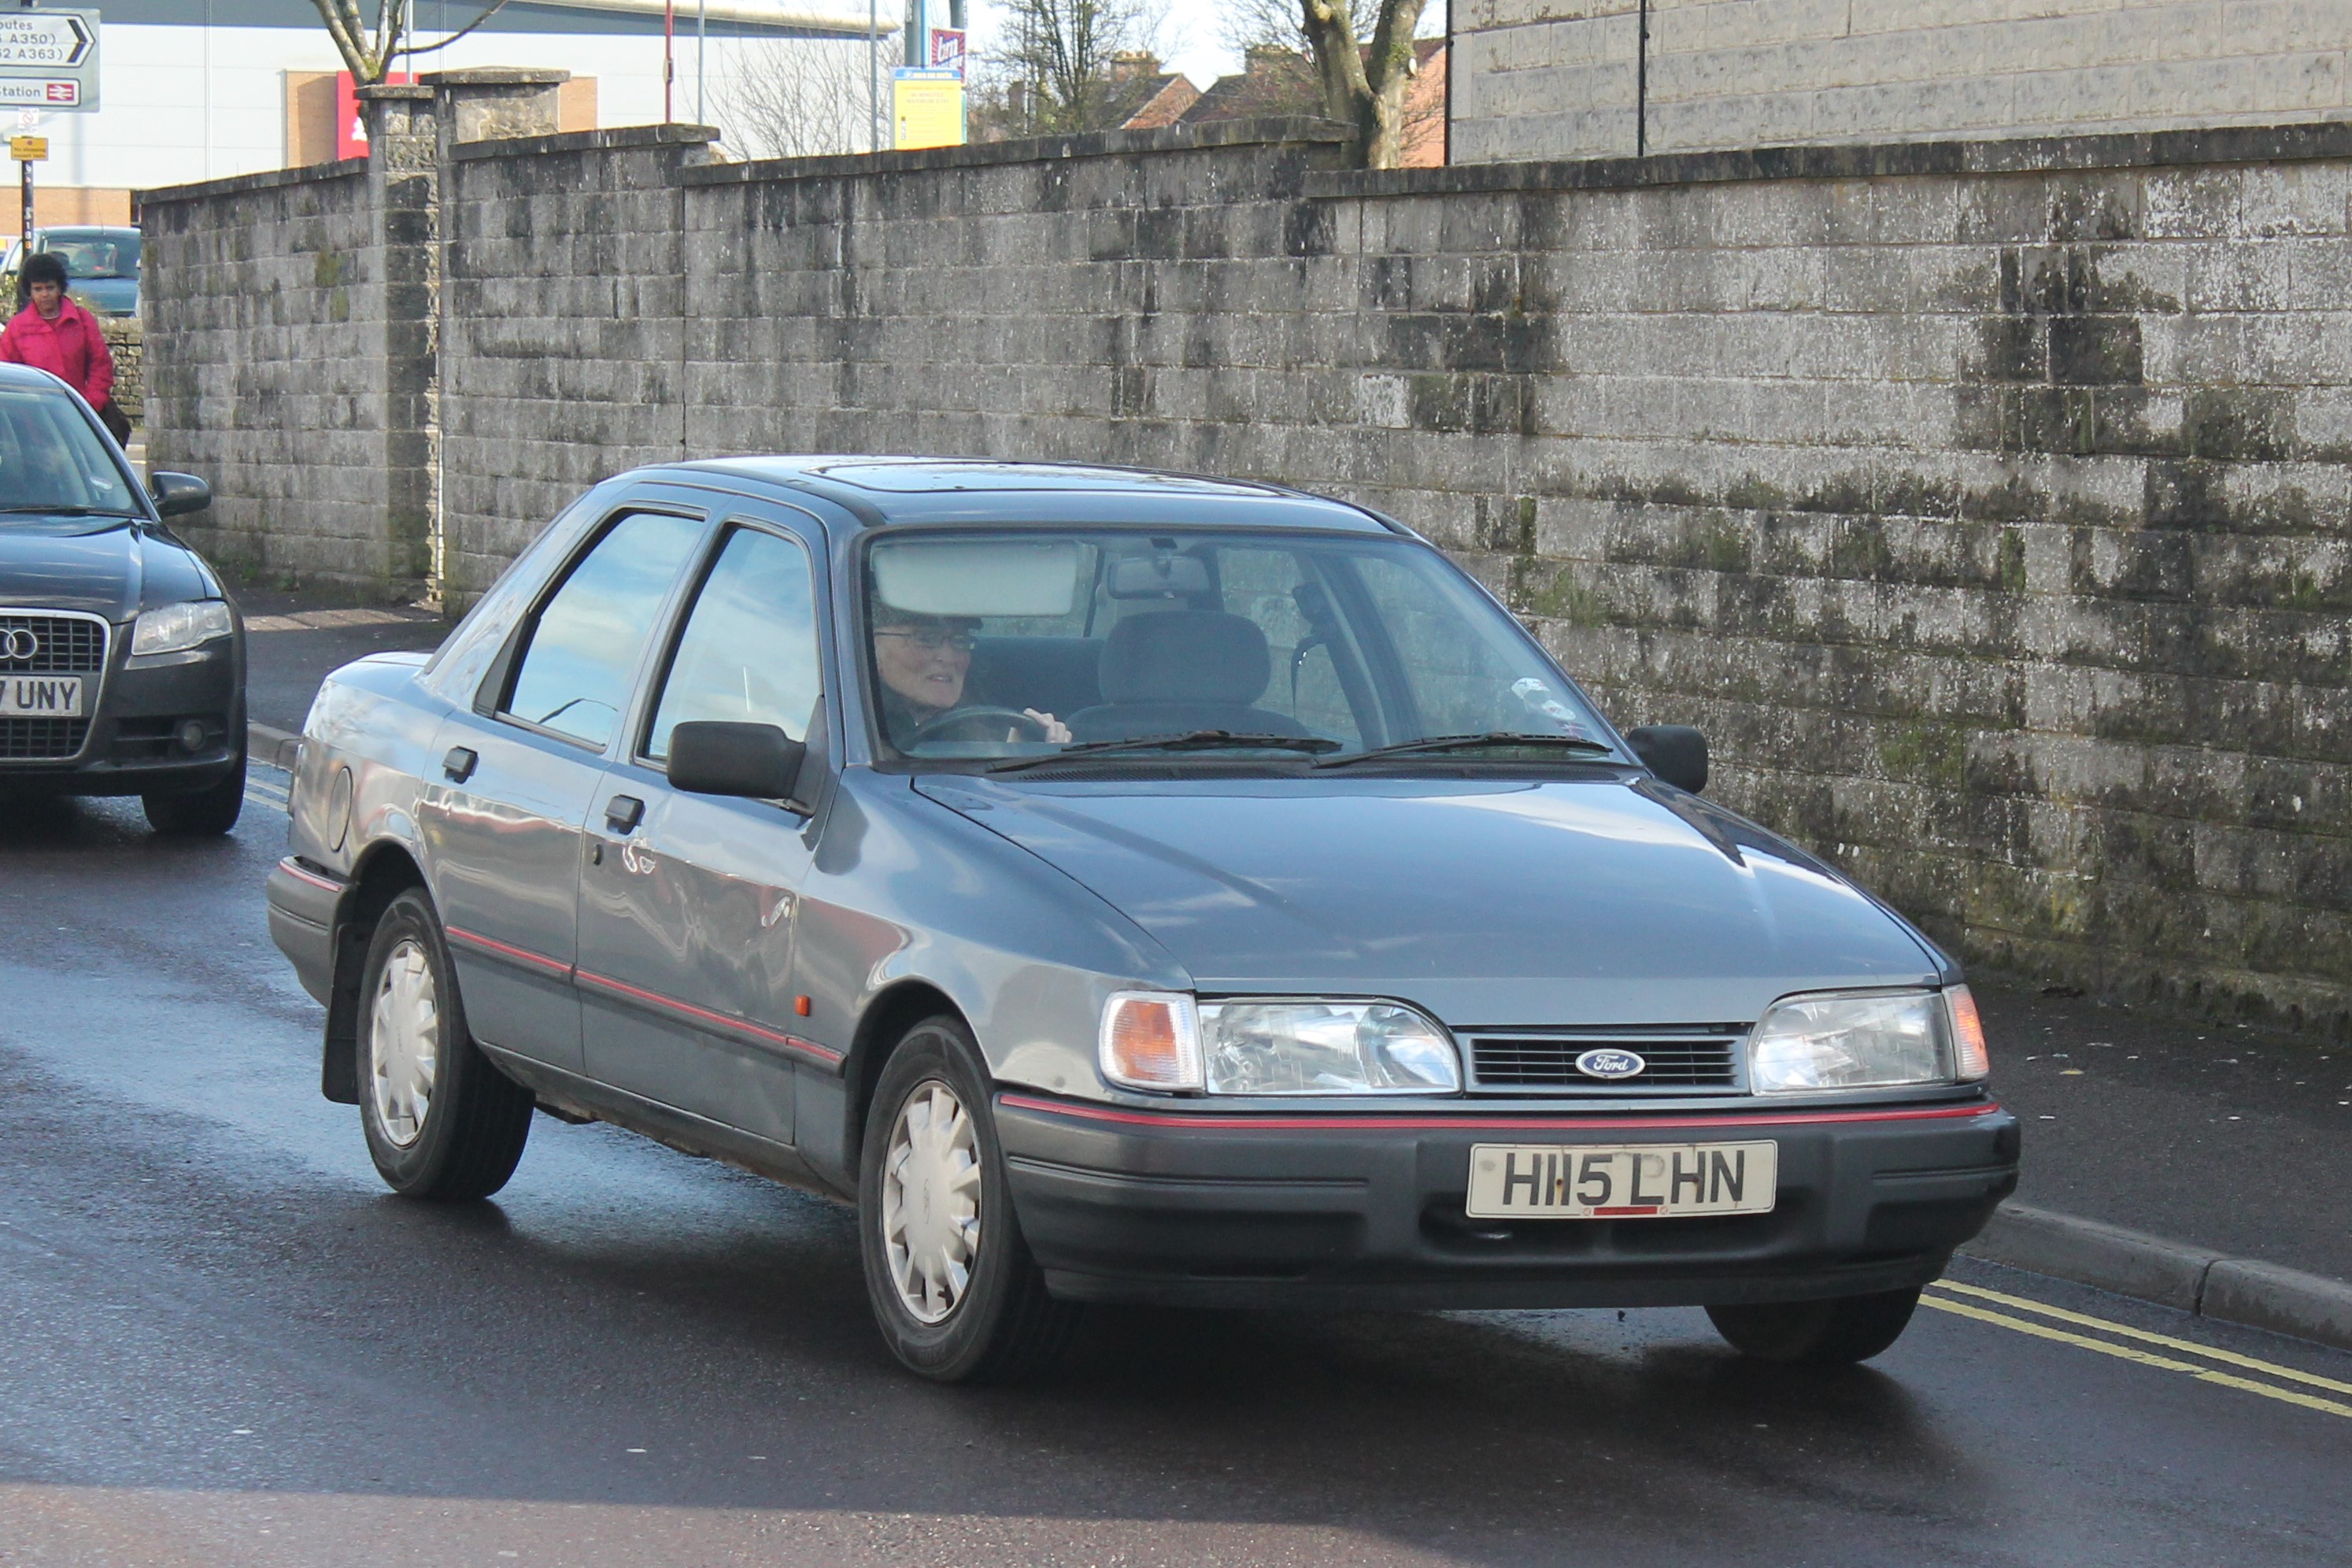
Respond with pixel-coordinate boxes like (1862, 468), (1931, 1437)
(872, 603), (1071, 747)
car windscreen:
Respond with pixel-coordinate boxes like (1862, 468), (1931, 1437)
(862, 528), (1622, 766)
(43, 232), (138, 280)
(0, 386), (139, 517)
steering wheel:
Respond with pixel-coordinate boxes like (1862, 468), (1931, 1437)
(908, 705), (1052, 746)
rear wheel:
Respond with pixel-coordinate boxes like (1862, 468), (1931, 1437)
(357, 889), (533, 1199)
(143, 750), (246, 836)
(858, 1015), (1078, 1382)
(1707, 1287), (1921, 1365)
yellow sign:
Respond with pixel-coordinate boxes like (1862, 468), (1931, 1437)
(892, 70), (963, 151)
(9, 135), (46, 162)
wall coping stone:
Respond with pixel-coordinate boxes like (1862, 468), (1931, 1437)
(356, 83), (435, 101)
(683, 115), (1352, 188)
(420, 67), (569, 86)
(1310, 117), (2352, 198)
(452, 122), (718, 162)
(135, 157), (367, 208)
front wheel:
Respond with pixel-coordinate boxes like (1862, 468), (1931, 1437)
(857, 1016), (1078, 1382)
(357, 889), (533, 1199)
(1706, 1287), (1921, 1365)
(143, 751), (246, 836)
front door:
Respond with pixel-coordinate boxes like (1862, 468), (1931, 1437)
(421, 507), (710, 1072)
(575, 515), (834, 1145)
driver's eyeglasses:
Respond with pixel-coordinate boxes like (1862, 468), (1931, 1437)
(876, 627), (976, 653)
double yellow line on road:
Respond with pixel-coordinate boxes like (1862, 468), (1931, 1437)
(1921, 1279), (2352, 1420)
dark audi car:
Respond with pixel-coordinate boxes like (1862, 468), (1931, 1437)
(268, 459), (2018, 1381)
(0, 364), (240, 833)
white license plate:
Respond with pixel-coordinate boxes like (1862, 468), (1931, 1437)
(1, 674), (81, 716)
(1466, 1141), (1777, 1219)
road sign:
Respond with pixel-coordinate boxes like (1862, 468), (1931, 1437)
(0, 9), (98, 113)
(9, 133), (44, 161)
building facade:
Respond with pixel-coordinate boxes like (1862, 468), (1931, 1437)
(1453, 0), (2352, 165)
(14, 0), (886, 232)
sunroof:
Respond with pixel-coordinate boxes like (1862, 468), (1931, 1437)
(806, 461), (1277, 495)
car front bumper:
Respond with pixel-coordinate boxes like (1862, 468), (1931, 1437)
(997, 1092), (2019, 1310)
(1, 639), (242, 793)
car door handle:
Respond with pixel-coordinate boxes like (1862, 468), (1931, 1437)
(604, 794), (645, 834)
(442, 745), (478, 782)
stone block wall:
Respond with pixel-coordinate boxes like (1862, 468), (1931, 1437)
(139, 159), (379, 586)
(136, 117), (2352, 1033)
(102, 319), (141, 423)
(1455, 0), (2352, 165)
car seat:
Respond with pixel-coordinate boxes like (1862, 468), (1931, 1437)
(1065, 611), (1312, 741)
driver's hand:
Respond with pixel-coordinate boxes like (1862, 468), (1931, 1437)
(1020, 708), (1074, 744)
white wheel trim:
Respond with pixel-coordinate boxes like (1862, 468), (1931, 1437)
(880, 1078), (984, 1324)
(368, 937), (441, 1149)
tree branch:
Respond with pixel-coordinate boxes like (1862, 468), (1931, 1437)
(395, 0), (520, 57)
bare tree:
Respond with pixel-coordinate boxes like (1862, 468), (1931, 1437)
(991, 0), (1163, 135)
(1296, 0), (1427, 168)
(716, 40), (875, 159)
(306, 0), (519, 84)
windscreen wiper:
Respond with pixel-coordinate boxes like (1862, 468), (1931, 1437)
(1314, 731), (1620, 768)
(988, 730), (1341, 773)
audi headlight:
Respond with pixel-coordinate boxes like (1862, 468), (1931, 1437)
(1748, 987), (1988, 1094)
(1098, 994), (1460, 1096)
(131, 599), (233, 656)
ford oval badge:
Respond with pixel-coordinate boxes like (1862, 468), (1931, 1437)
(1575, 1048), (1647, 1081)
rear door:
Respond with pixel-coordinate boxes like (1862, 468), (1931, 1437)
(575, 509), (836, 1143)
(422, 505), (710, 1072)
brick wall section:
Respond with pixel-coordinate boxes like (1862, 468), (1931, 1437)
(1455, 0), (2352, 165)
(136, 120), (2352, 1032)
(139, 158), (377, 586)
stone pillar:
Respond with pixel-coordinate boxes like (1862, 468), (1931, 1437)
(358, 83), (441, 605)
(420, 68), (570, 147)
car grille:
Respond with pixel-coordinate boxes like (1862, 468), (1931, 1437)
(1466, 1029), (1745, 1092)
(1, 716), (91, 760)
(0, 612), (107, 674)
(0, 611), (106, 761)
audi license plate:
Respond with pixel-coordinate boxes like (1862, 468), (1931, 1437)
(2, 675), (81, 716)
(1466, 1141), (1777, 1219)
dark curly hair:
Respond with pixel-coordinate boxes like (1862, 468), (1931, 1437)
(17, 249), (66, 305)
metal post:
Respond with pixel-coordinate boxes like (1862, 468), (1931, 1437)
(868, 0), (879, 152)
(18, 158), (30, 261)
(1635, 0), (1649, 157)
(664, 0), (675, 122)
(696, 0), (706, 124)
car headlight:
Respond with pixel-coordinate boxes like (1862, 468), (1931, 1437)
(1748, 986), (1988, 1094)
(1098, 993), (1460, 1095)
(131, 599), (233, 656)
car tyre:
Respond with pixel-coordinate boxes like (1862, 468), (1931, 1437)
(858, 1015), (1078, 1383)
(357, 889), (533, 1200)
(1706, 1286), (1921, 1366)
(143, 749), (246, 836)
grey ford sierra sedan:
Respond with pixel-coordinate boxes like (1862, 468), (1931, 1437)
(267, 458), (2018, 1382)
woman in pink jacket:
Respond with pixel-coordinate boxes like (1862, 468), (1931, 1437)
(0, 250), (122, 440)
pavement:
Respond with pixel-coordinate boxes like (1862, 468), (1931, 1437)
(5, 778), (2350, 1566)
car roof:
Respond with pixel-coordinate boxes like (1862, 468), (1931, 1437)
(0, 363), (78, 390)
(663, 457), (1401, 534)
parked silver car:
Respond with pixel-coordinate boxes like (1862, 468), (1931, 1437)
(267, 459), (2018, 1381)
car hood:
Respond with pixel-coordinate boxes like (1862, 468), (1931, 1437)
(915, 775), (1943, 1027)
(0, 516), (208, 619)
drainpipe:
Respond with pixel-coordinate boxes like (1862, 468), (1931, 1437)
(1636, 0), (1648, 157)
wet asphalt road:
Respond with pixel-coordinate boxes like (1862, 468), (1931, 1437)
(2, 785), (2349, 1566)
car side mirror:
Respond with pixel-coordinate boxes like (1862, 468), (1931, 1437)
(668, 720), (810, 808)
(1628, 725), (1709, 794)
(149, 472), (211, 519)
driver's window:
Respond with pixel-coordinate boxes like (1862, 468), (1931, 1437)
(502, 511), (706, 749)
(645, 524), (821, 761)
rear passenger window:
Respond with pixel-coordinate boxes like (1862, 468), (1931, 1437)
(645, 525), (823, 760)
(503, 512), (706, 749)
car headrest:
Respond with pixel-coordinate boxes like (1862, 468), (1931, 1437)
(1098, 611), (1272, 706)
